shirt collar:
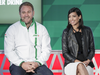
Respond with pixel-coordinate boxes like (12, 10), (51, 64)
(20, 18), (35, 27)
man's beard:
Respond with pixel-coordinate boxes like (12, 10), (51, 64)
(25, 18), (33, 25)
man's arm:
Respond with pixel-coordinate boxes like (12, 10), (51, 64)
(4, 26), (24, 66)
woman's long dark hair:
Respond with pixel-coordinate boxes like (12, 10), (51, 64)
(67, 7), (84, 29)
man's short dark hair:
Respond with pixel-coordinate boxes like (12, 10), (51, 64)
(19, 2), (34, 12)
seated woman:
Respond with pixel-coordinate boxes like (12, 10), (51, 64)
(62, 7), (95, 75)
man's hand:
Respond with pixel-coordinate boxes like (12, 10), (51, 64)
(30, 62), (39, 70)
(21, 62), (35, 73)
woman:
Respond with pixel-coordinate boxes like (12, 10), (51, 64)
(62, 7), (95, 75)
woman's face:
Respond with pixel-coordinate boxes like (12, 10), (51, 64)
(68, 12), (81, 26)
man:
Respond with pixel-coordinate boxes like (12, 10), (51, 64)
(4, 2), (53, 75)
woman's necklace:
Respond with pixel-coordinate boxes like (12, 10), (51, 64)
(73, 28), (80, 33)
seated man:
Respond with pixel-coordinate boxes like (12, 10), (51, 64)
(4, 2), (53, 75)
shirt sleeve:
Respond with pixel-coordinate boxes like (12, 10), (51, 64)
(4, 26), (24, 66)
(62, 29), (76, 62)
(87, 28), (95, 60)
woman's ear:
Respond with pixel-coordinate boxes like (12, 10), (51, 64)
(79, 15), (81, 19)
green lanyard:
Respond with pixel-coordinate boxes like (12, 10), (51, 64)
(34, 22), (37, 60)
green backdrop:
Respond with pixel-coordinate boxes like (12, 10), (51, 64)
(0, 0), (100, 50)
(42, 0), (100, 50)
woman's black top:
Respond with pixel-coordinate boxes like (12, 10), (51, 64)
(74, 32), (85, 61)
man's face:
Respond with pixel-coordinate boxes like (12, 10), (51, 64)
(19, 5), (34, 24)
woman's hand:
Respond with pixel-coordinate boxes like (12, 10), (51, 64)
(74, 59), (81, 62)
(83, 59), (90, 67)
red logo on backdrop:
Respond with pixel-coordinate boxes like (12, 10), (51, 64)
(0, 51), (100, 75)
